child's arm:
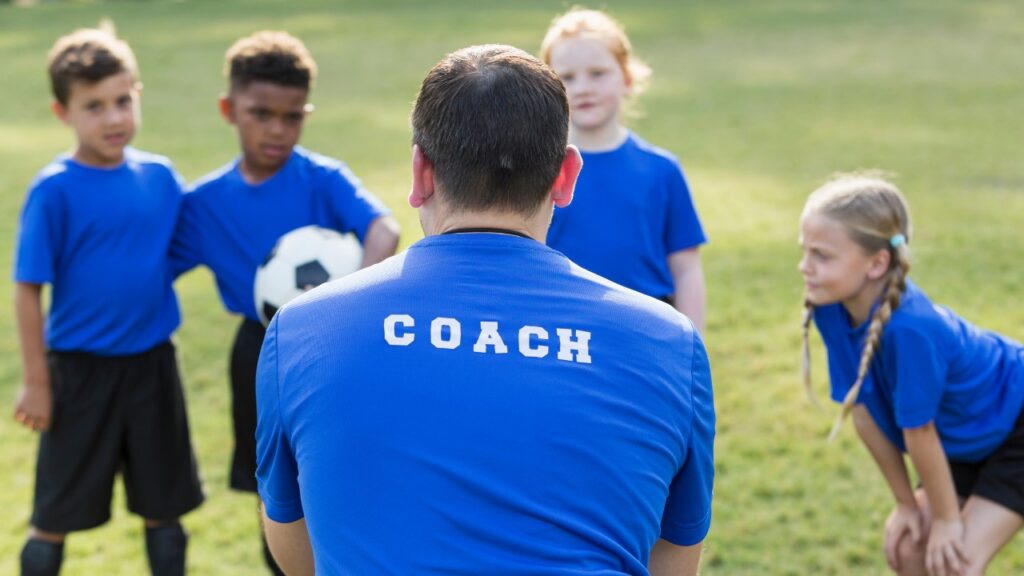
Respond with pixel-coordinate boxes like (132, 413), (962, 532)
(261, 507), (313, 576)
(853, 405), (917, 506)
(359, 215), (400, 268)
(852, 405), (923, 571)
(668, 248), (705, 333)
(13, 282), (51, 432)
(904, 422), (969, 576)
(648, 539), (702, 576)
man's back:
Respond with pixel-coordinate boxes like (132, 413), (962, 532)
(257, 232), (714, 575)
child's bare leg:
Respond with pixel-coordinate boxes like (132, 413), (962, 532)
(959, 496), (1023, 576)
(892, 489), (930, 576)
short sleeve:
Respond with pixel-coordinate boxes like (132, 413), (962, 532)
(664, 162), (707, 254)
(318, 162), (389, 242)
(660, 332), (715, 546)
(255, 316), (305, 522)
(169, 192), (204, 278)
(171, 167), (187, 194)
(14, 182), (62, 284)
(885, 326), (948, 429)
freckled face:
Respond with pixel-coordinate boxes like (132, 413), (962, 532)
(547, 36), (630, 134)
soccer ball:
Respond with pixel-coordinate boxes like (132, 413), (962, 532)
(254, 225), (363, 325)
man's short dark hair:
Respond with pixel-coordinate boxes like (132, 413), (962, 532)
(48, 25), (138, 106)
(411, 45), (569, 216)
(225, 30), (317, 92)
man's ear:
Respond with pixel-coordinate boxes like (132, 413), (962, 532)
(866, 248), (892, 280)
(408, 145), (435, 208)
(51, 101), (69, 124)
(218, 94), (235, 125)
(550, 145), (583, 208)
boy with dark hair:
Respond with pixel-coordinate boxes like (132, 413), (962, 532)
(170, 30), (399, 573)
(13, 25), (204, 576)
(256, 44), (714, 576)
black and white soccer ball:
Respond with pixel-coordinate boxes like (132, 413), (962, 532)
(254, 225), (363, 325)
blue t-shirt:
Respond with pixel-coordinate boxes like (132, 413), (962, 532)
(256, 233), (715, 574)
(546, 133), (707, 299)
(171, 146), (389, 321)
(814, 280), (1024, 462)
(13, 148), (183, 355)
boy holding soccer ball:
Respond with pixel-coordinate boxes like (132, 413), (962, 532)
(13, 24), (204, 576)
(170, 30), (399, 574)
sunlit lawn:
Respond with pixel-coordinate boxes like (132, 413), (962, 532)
(1, 1), (1022, 573)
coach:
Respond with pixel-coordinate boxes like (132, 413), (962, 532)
(254, 44), (715, 575)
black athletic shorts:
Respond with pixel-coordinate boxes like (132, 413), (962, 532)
(948, 407), (1024, 517)
(32, 342), (205, 533)
(229, 319), (267, 493)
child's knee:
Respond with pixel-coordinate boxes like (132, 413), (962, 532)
(895, 537), (926, 576)
(962, 551), (993, 576)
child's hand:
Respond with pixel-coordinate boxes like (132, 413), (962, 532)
(926, 517), (968, 576)
(884, 503), (923, 571)
(14, 376), (52, 432)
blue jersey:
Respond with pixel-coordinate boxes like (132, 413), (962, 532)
(546, 133), (707, 299)
(171, 146), (389, 321)
(256, 233), (715, 575)
(814, 280), (1024, 462)
(13, 148), (183, 355)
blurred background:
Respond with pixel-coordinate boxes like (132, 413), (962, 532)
(1, 1), (1022, 573)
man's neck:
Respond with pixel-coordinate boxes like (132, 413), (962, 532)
(428, 208), (551, 243)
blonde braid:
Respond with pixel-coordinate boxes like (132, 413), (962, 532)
(802, 300), (823, 410)
(827, 245), (910, 442)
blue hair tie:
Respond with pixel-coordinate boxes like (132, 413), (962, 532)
(890, 233), (907, 248)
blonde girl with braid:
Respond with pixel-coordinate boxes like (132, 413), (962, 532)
(799, 174), (1024, 576)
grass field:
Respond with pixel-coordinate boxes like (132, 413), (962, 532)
(1, 1), (1022, 573)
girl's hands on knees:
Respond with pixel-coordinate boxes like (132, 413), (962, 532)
(925, 517), (968, 576)
(885, 502), (924, 571)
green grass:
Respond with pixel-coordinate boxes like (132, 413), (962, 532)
(1, 1), (1022, 573)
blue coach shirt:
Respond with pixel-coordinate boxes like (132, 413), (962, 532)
(13, 148), (182, 355)
(256, 233), (715, 575)
(814, 280), (1024, 462)
(171, 146), (389, 321)
(546, 133), (707, 299)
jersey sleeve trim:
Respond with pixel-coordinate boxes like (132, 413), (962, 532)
(660, 507), (712, 546)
